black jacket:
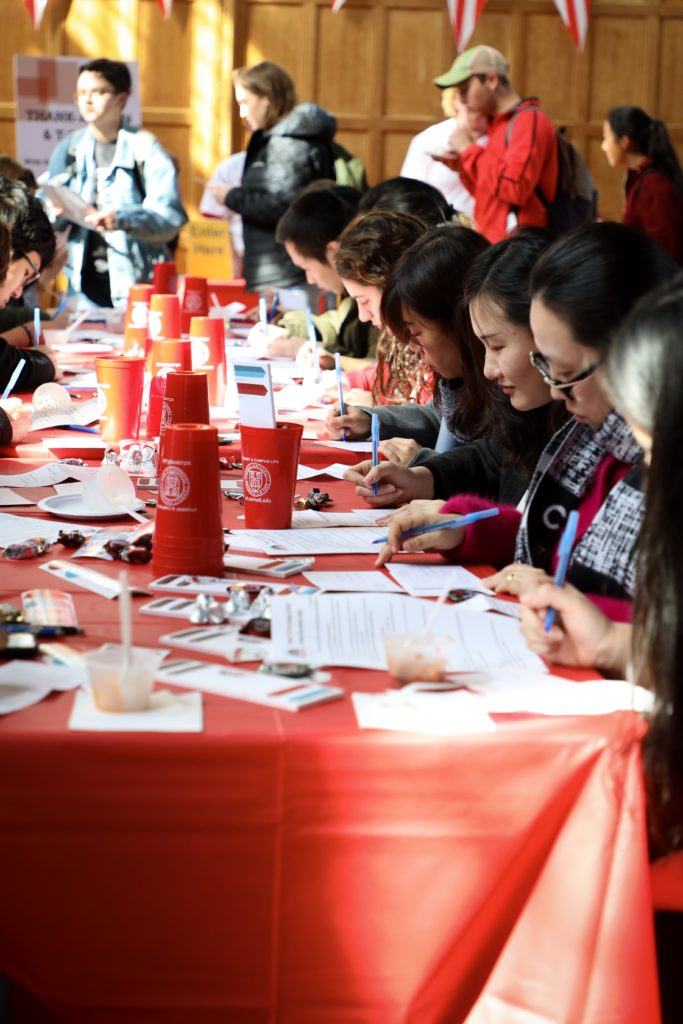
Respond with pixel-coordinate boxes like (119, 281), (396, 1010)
(225, 103), (336, 290)
(422, 437), (528, 506)
(0, 338), (56, 409)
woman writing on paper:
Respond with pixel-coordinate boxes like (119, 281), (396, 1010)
(371, 223), (679, 618)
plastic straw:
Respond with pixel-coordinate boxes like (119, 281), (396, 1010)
(118, 569), (132, 666)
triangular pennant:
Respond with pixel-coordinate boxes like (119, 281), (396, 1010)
(446, 0), (487, 53)
(156, 0), (173, 17)
(331, 0), (347, 11)
(23, 0), (48, 29)
(553, 0), (589, 49)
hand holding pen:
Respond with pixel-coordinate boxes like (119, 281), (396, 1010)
(374, 505), (499, 566)
(543, 510), (580, 632)
(371, 413), (380, 496)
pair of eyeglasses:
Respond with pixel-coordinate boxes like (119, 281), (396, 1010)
(74, 88), (116, 101)
(529, 350), (601, 397)
(13, 251), (40, 288)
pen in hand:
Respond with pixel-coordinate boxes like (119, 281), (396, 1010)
(33, 308), (41, 349)
(544, 510), (580, 633)
(372, 507), (500, 544)
(334, 352), (348, 441)
(371, 413), (379, 496)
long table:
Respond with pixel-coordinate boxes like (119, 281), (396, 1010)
(0, 423), (660, 1021)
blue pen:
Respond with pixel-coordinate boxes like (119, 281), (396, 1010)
(371, 412), (380, 496)
(334, 352), (348, 441)
(372, 507), (500, 545)
(269, 289), (279, 322)
(544, 509), (580, 633)
(54, 295), (69, 318)
(64, 424), (98, 434)
(1, 358), (26, 401)
(33, 307), (41, 348)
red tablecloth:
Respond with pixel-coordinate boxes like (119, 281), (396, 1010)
(0, 441), (661, 1022)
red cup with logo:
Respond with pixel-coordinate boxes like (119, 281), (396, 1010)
(153, 424), (224, 577)
(125, 283), (153, 330)
(240, 422), (303, 529)
(95, 356), (145, 443)
(162, 371), (210, 434)
(179, 276), (209, 334)
(148, 294), (181, 346)
(152, 261), (177, 295)
(123, 325), (148, 357)
(145, 338), (192, 438)
(189, 316), (227, 406)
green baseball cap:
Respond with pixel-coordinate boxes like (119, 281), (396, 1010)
(433, 45), (510, 89)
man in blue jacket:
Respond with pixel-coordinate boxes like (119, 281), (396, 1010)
(46, 59), (187, 307)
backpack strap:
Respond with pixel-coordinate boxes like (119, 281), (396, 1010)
(504, 102), (553, 211)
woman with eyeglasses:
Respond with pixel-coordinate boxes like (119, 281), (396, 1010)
(374, 223), (679, 618)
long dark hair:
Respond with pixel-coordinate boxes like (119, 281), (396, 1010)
(380, 225), (490, 438)
(465, 228), (568, 478)
(531, 222), (680, 353)
(357, 176), (455, 227)
(607, 106), (683, 195)
(605, 277), (683, 853)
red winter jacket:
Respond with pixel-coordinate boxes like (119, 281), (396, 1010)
(623, 159), (683, 265)
(457, 98), (558, 243)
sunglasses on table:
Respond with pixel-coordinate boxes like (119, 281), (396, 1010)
(529, 350), (601, 397)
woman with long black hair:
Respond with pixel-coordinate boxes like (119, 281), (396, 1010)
(372, 223), (679, 618)
(602, 106), (683, 263)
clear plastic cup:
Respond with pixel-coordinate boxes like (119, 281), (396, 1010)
(382, 632), (453, 685)
(84, 644), (168, 712)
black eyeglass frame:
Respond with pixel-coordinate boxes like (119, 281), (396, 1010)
(529, 350), (601, 395)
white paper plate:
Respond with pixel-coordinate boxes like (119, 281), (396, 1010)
(0, 681), (51, 715)
(37, 493), (146, 520)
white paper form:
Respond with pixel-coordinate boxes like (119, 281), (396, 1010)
(386, 563), (492, 597)
(297, 464), (350, 481)
(468, 672), (654, 716)
(270, 593), (546, 673)
(302, 571), (403, 593)
(41, 184), (97, 229)
(290, 510), (386, 528)
(30, 398), (100, 432)
(351, 688), (496, 736)
(313, 439), (375, 453)
(0, 488), (35, 506)
(228, 526), (385, 555)
(0, 463), (97, 488)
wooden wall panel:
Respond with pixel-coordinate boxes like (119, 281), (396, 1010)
(316, 6), (374, 115)
(521, 14), (581, 123)
(587, 16), (650, 119)
(658, 20), (683, 123)
(63, 0), (136, 58)
(243, 5), (306, 79)
(384, 8), (446, 117)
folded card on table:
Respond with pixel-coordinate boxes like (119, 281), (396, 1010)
(69, 689), (203, 732)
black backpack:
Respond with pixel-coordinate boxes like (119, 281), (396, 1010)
(506, 106), (598, 234)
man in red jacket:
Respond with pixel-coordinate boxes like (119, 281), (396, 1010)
(435, 45), (558, 242)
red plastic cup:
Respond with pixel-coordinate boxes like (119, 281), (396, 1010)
(161, 371), (210, 434)
(123, 325), (148, 357)
(148, 293), (181, 343)
(145, 338), (192, 438)
(240, 422), (303, 529)
(179, 276), (209, 334)
(125, 283), (153, 330)
(95, 356), (145, 443)
(152, 261), (177, 296)
(189, 316), (227, 406)
(153, 424), (224, 577)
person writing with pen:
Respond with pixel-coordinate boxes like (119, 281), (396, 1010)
(369, 223), (679, 621)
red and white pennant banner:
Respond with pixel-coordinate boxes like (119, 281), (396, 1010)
(553, 0), (589, 50)
(23, 0), (48, 29)
(331, 0), (346, 11)
(446, 0), (487, 53)
(156, 0), (173, 17)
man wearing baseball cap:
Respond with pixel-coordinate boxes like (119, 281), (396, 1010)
(434, 45), (558, 242)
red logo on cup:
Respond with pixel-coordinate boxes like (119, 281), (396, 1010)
(161, 401), (172, 428)
(185, 291), (203, 313)
(159, 465), (190, 507)
(148, 310), (163, 339)
(244, 462), (272, 498)
(130, 301), (149, 328)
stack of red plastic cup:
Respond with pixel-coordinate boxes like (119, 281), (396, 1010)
(152, 261), (177, 296)
(161, 370), (210, 435)
(240, 422), (303, 528)
(95, 356), (145, 443)
(153, 424), (224, 577)
(179, 276), (208, 335)
(189, 316), (227, 406)
(145, 338), (192, 438)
